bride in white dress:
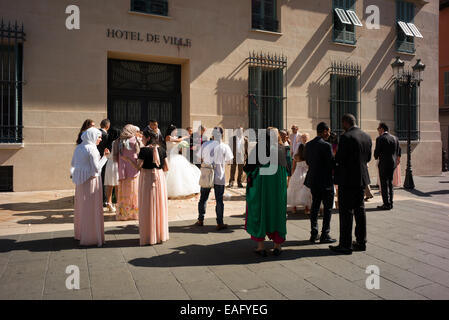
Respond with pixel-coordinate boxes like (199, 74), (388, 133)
(164, 125), (201, 198)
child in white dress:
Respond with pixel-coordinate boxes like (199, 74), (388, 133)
(287, 144), (312, 213)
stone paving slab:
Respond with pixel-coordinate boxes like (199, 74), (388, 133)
(0, 174), (449, 300)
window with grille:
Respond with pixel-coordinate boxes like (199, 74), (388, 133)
(248, 52), (286, 130)
(0, 20), (25, 143)
(333, 0), (356, 45)
(329, 62), (361, 136)
(395, 81), (419, 140)
(396, 1), (415, 54)
(252, 0), (279, 32)
(445, 71), (449, 106)
(131, 0), (168, 16)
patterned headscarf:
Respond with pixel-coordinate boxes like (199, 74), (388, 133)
(113, 124), (140, 162)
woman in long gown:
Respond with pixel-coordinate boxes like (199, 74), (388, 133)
(114, 124), (140, 220)
(244, 128), (288, 257)
(164, 125), (201, 198)
(71, 127), (109, 247)
(123, 130), (170, 245)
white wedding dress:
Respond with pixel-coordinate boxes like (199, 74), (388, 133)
(165, 139), (201, 198)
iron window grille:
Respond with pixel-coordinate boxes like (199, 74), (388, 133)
(329, 61), (361, 136)
(445, 71), (449, 106)
(252, 0), (279, 32)
(396, 1), (415, 54)
(131, 0), (168, 16)
(394, 75), (419, 141)
(1, 20), (25, 144)
(333, 0), (356, 45)
(247, 52), (287, 130)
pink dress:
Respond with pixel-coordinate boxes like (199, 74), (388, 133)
(74, 176), (105, 246)
(138, 146), (169, 245)
(117, 137), (140, 221)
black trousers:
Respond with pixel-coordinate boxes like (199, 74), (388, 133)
(379, 168), (394, 207)
(338, 186), (366, 248)
(310, 186), (334, 237)
(229, 163), (244, 184)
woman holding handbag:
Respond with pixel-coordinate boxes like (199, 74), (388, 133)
(123, 130), (169, 245)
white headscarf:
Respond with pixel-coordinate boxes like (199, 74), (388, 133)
(70, 127), (107, 185)
(81, 127), (102, 145)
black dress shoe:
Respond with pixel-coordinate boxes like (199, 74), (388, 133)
(329, 245), (352, 255)
(320, 236), (337, 244)
(273, 248), (282, 256)
(309, 234), (318, 243)
(254, 249), (268, 257)
(352, 241), (366, 251)
(377, 204), (391, 210)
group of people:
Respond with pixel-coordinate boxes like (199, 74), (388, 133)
(70, 113), (402, 257)
(244, 114), (402, 256)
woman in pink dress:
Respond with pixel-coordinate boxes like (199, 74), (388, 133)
(114, 124), (141, 221)
(393, 149), (402, 187)
(124, 130), (170, 245)
(71, 127), (109, 247)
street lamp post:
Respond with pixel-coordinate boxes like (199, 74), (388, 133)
(391, 57), (425, 190)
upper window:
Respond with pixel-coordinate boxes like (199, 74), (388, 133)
(131, 0), (168, 16)
(252, 0), (279, 32)
(0, 21), (25, 144)
(396, 1), (423, 54)
(333, 0), (362, 45)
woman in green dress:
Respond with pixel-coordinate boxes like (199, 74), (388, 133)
(244, 128), (288, 257)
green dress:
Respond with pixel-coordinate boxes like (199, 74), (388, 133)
(245, 163), (288, 241)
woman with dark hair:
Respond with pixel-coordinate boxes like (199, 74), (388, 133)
(104, 127), (120, 212)
(164, 124), (201, 198)
(244, 128), (288, 257)
(76, 119), (95, 145)
(123, 130), (170, 245)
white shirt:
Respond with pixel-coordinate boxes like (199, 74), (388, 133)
(201, 140), (234, 185)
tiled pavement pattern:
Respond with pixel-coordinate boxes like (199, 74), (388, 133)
(0, 175), (449, 300)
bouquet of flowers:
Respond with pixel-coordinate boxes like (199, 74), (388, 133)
(178, 140), (189, 149)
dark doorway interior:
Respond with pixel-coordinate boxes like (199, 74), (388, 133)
(107, 59), (181, 136)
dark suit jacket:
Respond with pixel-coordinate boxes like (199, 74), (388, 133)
(97, 128), (109, 157)
(335, 126), (372, 187)
(304, 136), (335, 189)
(374, 132), (400, 174)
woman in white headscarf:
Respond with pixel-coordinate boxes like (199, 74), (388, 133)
(71, 127), (110, 247)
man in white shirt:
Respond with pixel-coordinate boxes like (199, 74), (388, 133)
(289, 125), (301, 157)
(195, 127), (234, 230)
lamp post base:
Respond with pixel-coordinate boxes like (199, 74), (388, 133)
(404, 168), (415, 190)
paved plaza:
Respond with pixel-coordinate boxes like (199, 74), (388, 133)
(1, 174), (449, 300)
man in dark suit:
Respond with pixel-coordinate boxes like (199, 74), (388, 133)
(97, 119), (110, 207)
(192, 125), (208, 169)
(331, 114), (372, 254)
(304, 122), (337, 244)
(374, 122), (401, 210)
(144, 120), (165, 148)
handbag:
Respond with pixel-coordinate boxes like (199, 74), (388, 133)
(199, 163), (215, 188)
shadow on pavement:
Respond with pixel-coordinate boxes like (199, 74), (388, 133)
(128, 238), (336, 267)
(12, 211), (117, 225)
(401, 189), (449, 198)
(0, 196), (74, 211)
